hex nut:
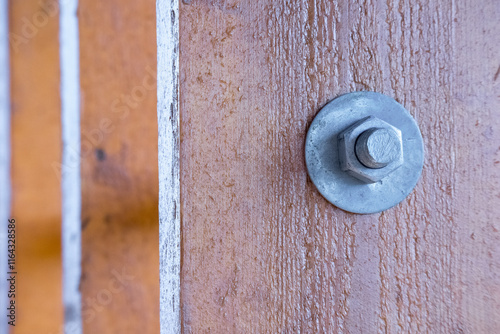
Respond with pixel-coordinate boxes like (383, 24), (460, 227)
(305, 91), (424, 213)
(338, 116), (404, 183)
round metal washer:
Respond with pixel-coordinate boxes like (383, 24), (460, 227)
(305, 91), (424, 214)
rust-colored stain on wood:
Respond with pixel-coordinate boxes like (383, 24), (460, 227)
(79, 0), (159, 332)
(9, 0), (63, 333)
(179, 0), (500, 332)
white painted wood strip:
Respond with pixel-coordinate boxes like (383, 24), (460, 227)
(60, 0), (82, 333)
(157, 0), (181, 333)
(0, 1), (10, 333)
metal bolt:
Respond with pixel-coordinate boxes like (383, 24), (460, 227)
(338, 116), (404, 184)
(355, 127), (402, 169)
(305, 91), (424, 214)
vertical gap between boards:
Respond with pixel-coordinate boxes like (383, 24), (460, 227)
(60, 0), (82, 333)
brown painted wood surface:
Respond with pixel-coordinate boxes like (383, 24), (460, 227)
(179, 0), (500, 333)
(79, 0), (159, 332)
(9, 1), (63, 333)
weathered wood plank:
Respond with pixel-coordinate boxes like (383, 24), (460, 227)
(9, 0), (63, 332)
(179, 0), (500, 332)
(79, 0), (160, 332)
(452, 2), (500, 331)
(157, 0), (181, 333)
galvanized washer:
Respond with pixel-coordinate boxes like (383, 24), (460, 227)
(305, 91), (424, 214)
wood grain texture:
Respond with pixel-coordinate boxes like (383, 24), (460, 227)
(179, 0), (500, 332)
(157, 0), (181, 333)
(9, 0), (63, 332)
(79, 0), (160, 333)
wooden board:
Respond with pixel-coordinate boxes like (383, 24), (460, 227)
(157, 0), (181, 333)
(79, 0), (160, 332)
(178, 0), (500, 332)
(9, 0), (63, 332)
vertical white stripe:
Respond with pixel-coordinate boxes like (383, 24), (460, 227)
(0, 1), (10, 333)
(60, 0), (82, 333)
(157, 0), (181, 333)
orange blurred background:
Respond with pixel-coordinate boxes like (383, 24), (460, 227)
(8, 0), (159, 332)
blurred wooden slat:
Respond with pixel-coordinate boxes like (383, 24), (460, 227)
(9, 0), (63, 332)
(79, 0), (160, 333)
(179, 0), (500, 332)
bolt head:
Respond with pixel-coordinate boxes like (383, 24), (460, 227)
(355, 127), (402, 169)
(338, 116), (404, 183)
